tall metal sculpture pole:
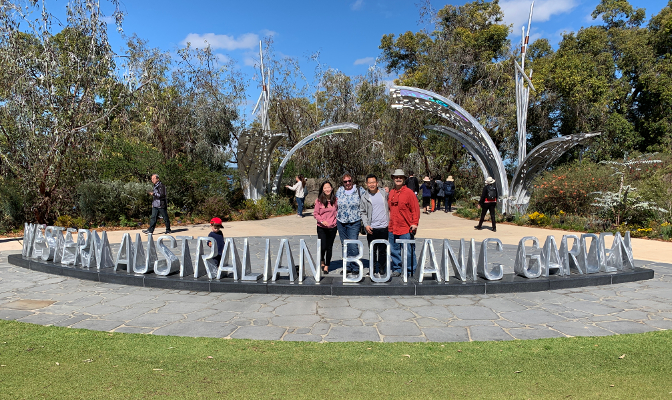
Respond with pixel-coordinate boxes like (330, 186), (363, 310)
(238, 41), (285, 200)
(515, 2), (535, 163)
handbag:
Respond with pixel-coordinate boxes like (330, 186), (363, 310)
(357, 187), (367, 235)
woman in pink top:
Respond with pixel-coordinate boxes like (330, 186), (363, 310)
(314, 181), (338, 274)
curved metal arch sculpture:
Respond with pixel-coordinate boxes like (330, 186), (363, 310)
(390, 86), (509, 211)
(508, 132), (601, 214)
(425, 125), (492, 190)
(271, 123), (359, 193)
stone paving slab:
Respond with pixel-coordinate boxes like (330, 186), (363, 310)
(1, 250), (671, 342)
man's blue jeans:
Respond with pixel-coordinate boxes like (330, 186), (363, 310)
(337, 220), (361, 272)
(389, 231), (416, 275)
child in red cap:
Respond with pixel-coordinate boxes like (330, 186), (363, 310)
(208, 217), (224, 264)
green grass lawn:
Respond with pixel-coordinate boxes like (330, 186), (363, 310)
(1, 320), (671, 399)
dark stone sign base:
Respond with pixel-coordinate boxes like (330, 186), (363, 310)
(8, 254), (654, 296)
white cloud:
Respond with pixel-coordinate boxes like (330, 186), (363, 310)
(500, 0), (578, 36)
(354, 56), (375, 65)
(216, 54), (230, 64)
(181, 32), (259, 50)
(260, 29), (277, 37)
(351, 0), (364, 11)
(244, 56), (257, 67)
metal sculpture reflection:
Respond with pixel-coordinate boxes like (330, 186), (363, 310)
(272, 123), (359, 194)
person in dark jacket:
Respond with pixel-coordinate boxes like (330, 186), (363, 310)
(405, 171), (419, 195)
(419, 176), (432, 214)
(208, 217), (224, 264)
(143, 174), (171, 234)
(443, 176), (455, 212)
(475, 176), (497, 232)
(432, 176), (443, 212)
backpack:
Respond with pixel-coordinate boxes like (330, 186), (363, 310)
(432, 181), (443, 196)
(436, 181), (444, 197)
(486, 184), (497, 201)
(444, 181), (454, 196)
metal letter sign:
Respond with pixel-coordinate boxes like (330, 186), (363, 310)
(19, 227), (638, 290)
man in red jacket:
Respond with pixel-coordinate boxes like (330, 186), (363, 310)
(388, 169), (420, 277)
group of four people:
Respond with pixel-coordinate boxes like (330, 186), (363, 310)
(312, 169), (420, 279)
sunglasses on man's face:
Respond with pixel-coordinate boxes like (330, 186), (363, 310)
(343, 179), (352, 183)
(393, 176), (404, 179)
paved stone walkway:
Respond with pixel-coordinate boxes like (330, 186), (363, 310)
(2, 250), (671, 342)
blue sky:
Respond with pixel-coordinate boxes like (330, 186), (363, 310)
(46, 0), (671, 103)
(100, 0), (668, 70)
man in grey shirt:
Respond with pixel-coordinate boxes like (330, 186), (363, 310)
(360, 174), (389, 278)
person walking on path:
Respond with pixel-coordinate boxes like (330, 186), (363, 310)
(360, 174), (389, 279)
(433, 175), (444, 212)
(207, 217), (224, 264)
(336, 172), (365, 275)
(405, 171), (419, 196)
(313, 181), (338, 274)
(443, 176), (455, 212)
(419, 176), (432, 214)
(143, 174), (171, 234)
(475, 176), (498, 232)
(388, 169), (420, 277)
(285, 175), (307, 217)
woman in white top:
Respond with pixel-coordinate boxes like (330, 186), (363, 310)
(286, 175), (307, 217)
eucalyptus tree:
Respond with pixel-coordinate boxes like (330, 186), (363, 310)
(0, 0), (127, 223)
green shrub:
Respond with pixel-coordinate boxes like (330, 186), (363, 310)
(55, 215), (88, 229)
(0, 179), (25, 232)
(197, 196), (233, 221)
(77, 181), (149, 224)
(264, 194), (293, 216)
(529, 160), (616, 216)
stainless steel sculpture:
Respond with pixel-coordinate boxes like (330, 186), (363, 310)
(342, 239), (364, 283)
(508, 132), (601, 213)
(298, 238), (320, 282)
(22, 223), (36, 257)
(369, 239), (391, 283)
(61, 228), (79, 266)
(391, 4), (601, 215)
(218, 238), (242, 280)
(390, 86), (510, 211)
(540, 235), (564, 276)
(79, 229), (93, 268)
(272, 238), (297, 282)
(396, 238), (416, 283)
(176, 236), (194, 277)
(195, 237), (218, 279)
(239, 42), (286, 200)
(114, 233), (134, 272)
(514, 236), (542, 278)
(515, 2), (535, 164)
(42, 226), (65, 262)
(240, 238), (262, 281)
(441, 239), (477, 282)
(19, 227), (640, 289)
(155, 235), (180, 276)
(31, 224), (47, 259)
(477, 238), (504, 281)
(271, 123), (359, 193)
(132, 233), (158, 274)
(90, 231), (114, 270)
(418, 238), (442, 283)
(559, 234), (581, 274)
